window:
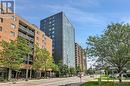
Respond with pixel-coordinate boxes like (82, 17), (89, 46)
(36, 37), (39, 41)
(44, 36), (46, 40)
(52, 27), (54, 30)
(0, 27), (2, 32)
(37, 31), (39, 35)
(42, 40), (44, 43)
(12, 16), (16, 21)
(49, 21), (51, 24)
(52, 43), (55, 46)
(52, 20), (55, 23)
(0, 8), (2, 13)
(52, 23), (55, 26)
(10, 31), (15, 37)
(42, 34), (45, 37)
(49, 28), (51, 31)
(0, 18), (3, 23)
(52, 31), (55, 34)
(11, 24), (16, 29)
(52, 35), (54, 38)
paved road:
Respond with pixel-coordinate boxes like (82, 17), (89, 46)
(0, 76), (94, 86)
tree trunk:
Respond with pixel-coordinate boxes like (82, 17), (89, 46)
(39, 71), (41, 78)
(119, 73), (122, 83)
(15, 71), (18, 80)
(44, 62), (47, 78)
(29, 70), (32, 79)
(8, 68), (12, 81)
(26, 69), (29, 81)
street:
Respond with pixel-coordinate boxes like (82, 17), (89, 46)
(0, 76), (94, 86)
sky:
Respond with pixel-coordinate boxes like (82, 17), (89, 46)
(15, 0), (130, 69)
(15, 0), (130, 48)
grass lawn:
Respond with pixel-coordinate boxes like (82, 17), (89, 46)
(81, 81), (130, 86)
(97, 75), (130, 80)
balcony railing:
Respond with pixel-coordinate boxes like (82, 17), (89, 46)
(18, 32), (34, 42)
(19, 24), (34, 36)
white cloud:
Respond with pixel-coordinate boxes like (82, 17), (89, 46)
(44, 4), (107, 27)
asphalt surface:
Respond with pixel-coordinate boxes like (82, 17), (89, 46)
(0, 76), (93, 86)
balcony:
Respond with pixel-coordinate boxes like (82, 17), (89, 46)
(29, 43), (34, 48)
(18, 32), (34, 42)
(18, 32), (27, 39)
(19, 24), (34, 36)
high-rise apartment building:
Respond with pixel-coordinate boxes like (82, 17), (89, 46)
(40, 12), (75, 67)
(75, 43), (87, 71)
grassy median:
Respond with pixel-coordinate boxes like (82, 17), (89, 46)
(81, 81), (130, 86)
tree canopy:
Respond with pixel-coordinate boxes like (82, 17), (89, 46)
(87, 23), (130, 82)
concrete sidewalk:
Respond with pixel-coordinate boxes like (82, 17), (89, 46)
(0, 76), (93, 86)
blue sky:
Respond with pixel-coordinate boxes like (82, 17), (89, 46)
(15, 0), (130, 48)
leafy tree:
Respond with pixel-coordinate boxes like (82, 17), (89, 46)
(0, 37), (30, 81)
(69, 67), (76, 76)
(76, 65), (81, 74)
(62, 65), (69, 76)
(41, 49), (51, 78)
(87, 23), (130, 82)
(33, 44), (55, 78)
(33, 45), (42, 78)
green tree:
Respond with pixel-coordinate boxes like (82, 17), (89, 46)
(69, 67), (76, 76)
(87, 23), (130, 82)
(33, 45), (43, 78)
(33, 45), (54, 78)
(62, 65), (69, 77)
(76, 65), (81, 74)
(0, 37), (30, 81)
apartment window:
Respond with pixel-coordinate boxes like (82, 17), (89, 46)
(42, 40), (44, 43)
(11, 24), (16, 29)
(37, 31), (39, 35)
(12, 16), (16, 21)
(49, 21), (52, 24)
(10, 31), (15, 37)
(49, 28), (51, 31)
(0, 8), (2, 13)
(0, 18), (3, 23)
(52, 43), (55, 46)
(0, 27), (2, 32)
(52, 35), (54, 38)
(52, 31), (54, 34)
(44, 36), (46, 40)
(36, 37), (39, 41)
(52, 19), (55, 22)
(52, 23), (55, 26)
(52, 27), (54, 30)
(42, 34), (45, 37)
